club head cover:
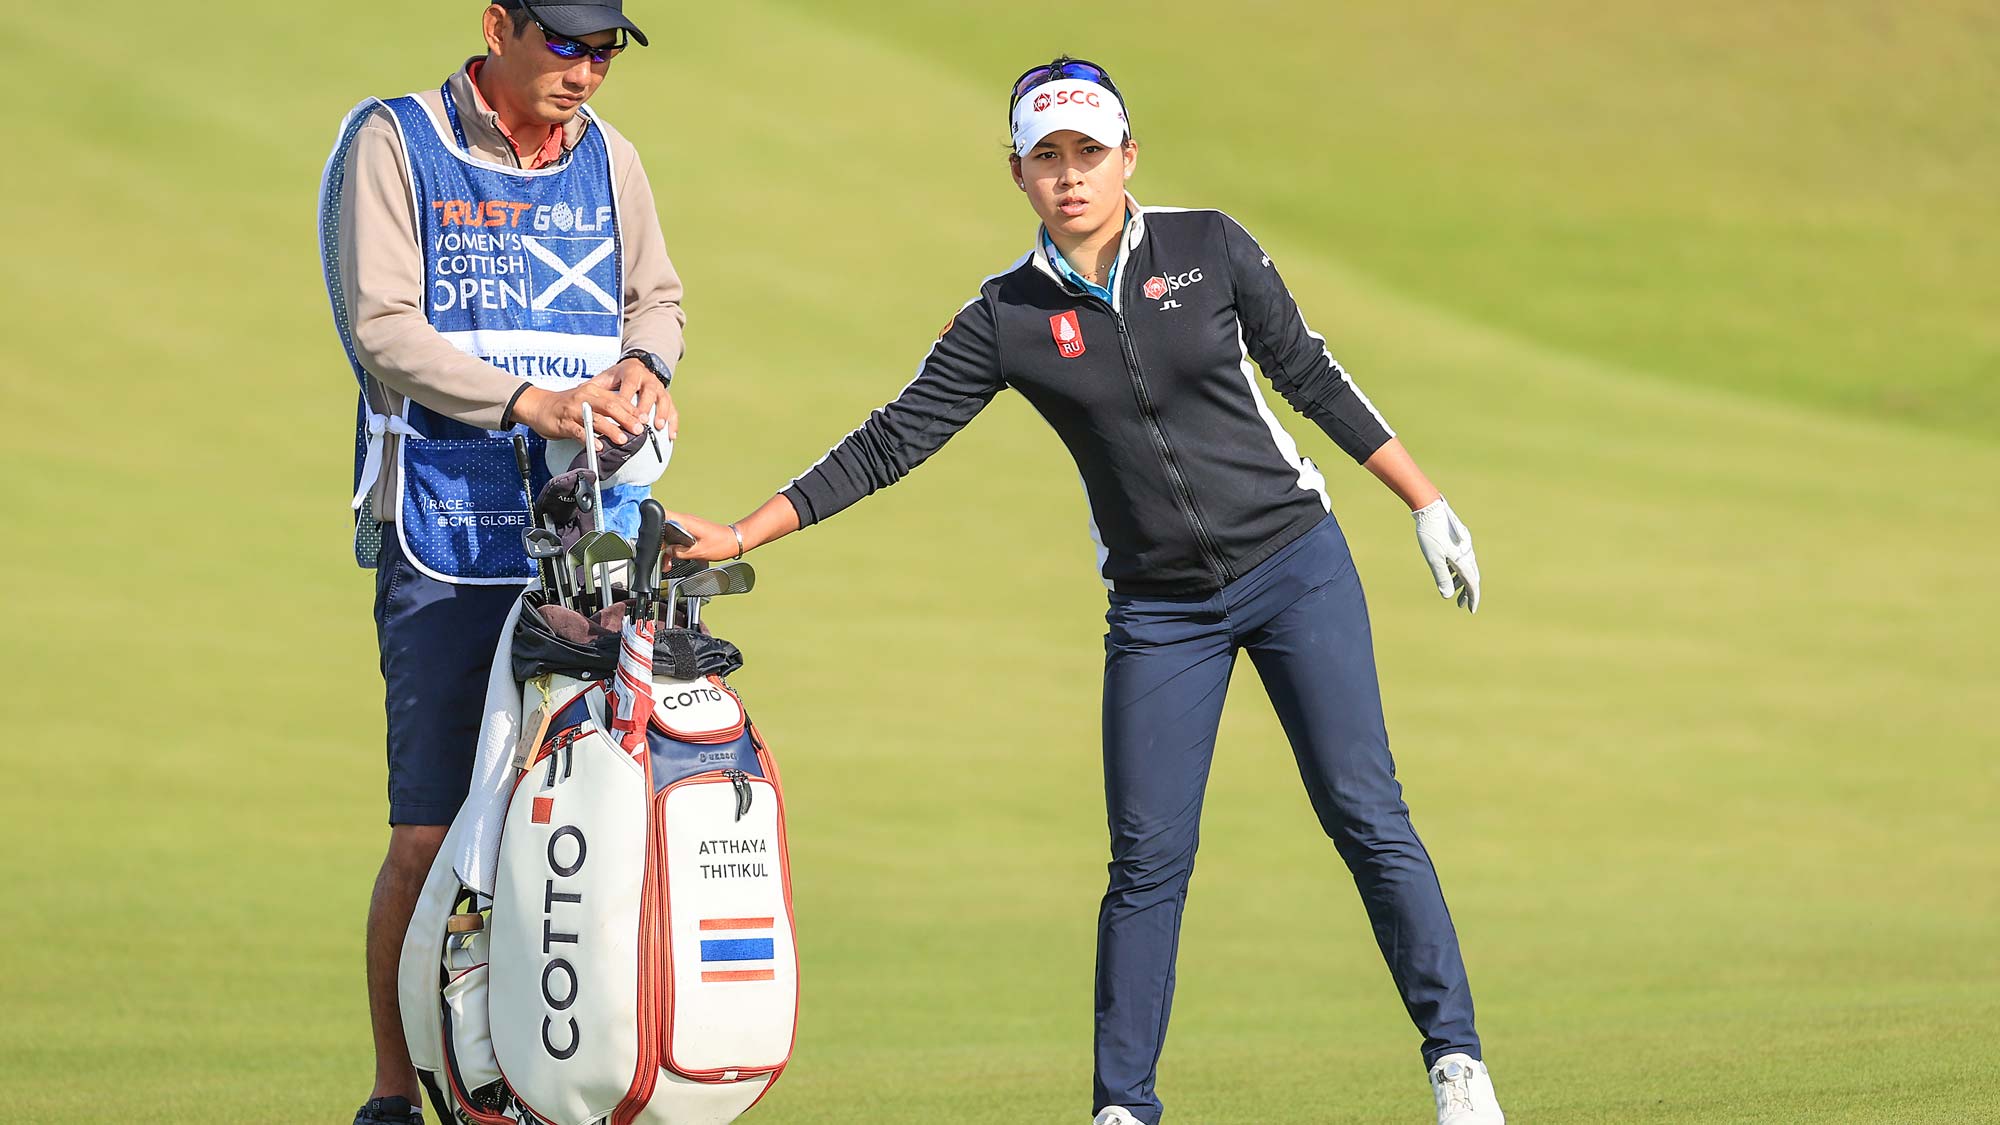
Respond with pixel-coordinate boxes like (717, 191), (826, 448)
(568, 424), (670, 485)
(591, 599), (629, 633)
(534, 468), (601, 551)
(533, 602), (612, 646)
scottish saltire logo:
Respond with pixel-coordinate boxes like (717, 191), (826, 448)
(611, 618), (656, 757)
(522, 235), (618, 316)
(698, 917), (777, 983)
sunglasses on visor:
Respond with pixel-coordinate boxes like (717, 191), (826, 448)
(1008, 57), (1125, 119)
(514, 0), (626, 63)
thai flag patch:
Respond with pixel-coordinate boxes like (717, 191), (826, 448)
(698, 916), (777, 982)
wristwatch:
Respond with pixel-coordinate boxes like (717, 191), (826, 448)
(620, 349), (672, 389)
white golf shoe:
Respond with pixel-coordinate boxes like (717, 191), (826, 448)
(1429, 1053), (1504, 1124)
(1092, 1109), (1146, 1125)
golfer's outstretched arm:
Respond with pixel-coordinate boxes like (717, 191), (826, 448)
(664, 298), (1004, 562)
(662, 493), (802, 563)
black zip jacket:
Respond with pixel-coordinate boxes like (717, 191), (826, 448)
(781, 200), (1395, 596)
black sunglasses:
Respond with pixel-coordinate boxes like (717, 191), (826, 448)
(1008, 57), (1125, 119)
(514, 0), (626, 64)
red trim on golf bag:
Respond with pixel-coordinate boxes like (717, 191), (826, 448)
(734, 722), (794, 1115)
(654, 761), (799, 1081)
(441, 1034), (514, 1125)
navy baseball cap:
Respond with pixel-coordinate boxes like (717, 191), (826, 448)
(501, 0), (649, 48)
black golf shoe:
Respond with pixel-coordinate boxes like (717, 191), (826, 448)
(352, 1095), (422, 1125)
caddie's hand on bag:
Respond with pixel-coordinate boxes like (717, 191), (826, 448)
(1412, 497), (1481, 614)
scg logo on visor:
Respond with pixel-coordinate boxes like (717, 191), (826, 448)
(1031, 88), (1105, 114)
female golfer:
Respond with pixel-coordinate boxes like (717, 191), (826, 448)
(664, 57), (1505, 1125)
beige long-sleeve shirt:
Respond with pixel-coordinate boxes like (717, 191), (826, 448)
(334, 61), (686, 514)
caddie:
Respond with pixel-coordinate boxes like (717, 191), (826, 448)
(315, 4), (683, 1123)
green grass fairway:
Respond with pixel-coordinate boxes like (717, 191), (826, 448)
(4, 2), (1996, 1121)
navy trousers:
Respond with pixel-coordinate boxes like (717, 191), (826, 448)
(374, 530), (521, 825)
(1094, 516), (1479, 1123)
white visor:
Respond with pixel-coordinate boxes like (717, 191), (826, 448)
(1010, 79), (1129, 158)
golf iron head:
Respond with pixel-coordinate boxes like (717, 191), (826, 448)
(674, 560), (756, 629)
(665, 557), (710, 582)
(568, 530), (635, 614)
(660, 557), (709, 624)
(673, 560), (756, 600)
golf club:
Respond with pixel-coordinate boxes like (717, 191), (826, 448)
(523, 528), (569, 608)
(511, 435), (552, 594)
(675, 559), (756, 631)
(569, 530), (635, 616)
(511, 434), (537, 509)
(665, 557), (710, 580)
(579, 403), (618, 603)
(662, 556), (709, 625)
(633, 499), (666, 620)
(580, 400), (607, 534)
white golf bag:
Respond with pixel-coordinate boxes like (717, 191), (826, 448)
(401, 603), (797, 1125)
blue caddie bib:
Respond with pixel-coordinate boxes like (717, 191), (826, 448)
(318, 83), (647, 583)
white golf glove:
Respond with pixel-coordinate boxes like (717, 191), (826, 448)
(1412, 497), (1480, 613)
